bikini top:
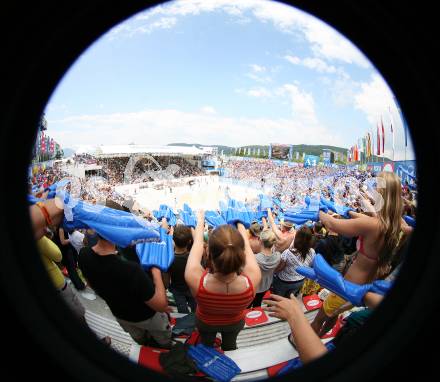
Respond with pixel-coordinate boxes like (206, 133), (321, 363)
(356, 236), (378, 261)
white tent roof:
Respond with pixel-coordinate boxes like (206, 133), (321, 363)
(75, 145), (98, 155)
(94, 144), (205, 157)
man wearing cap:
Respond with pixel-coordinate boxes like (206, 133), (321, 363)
(267, 209), (296, 252)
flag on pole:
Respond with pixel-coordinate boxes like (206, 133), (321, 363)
(377, 123), (381, 156)
(381, 117), (385, 155)
(396, 104), (409, 147)
(389, 106), (395, 160)
(403, 116), (409, 147)
(369, 134), (372, 157)
(367, 133), (371, 157)
(41, 131), (46, 153)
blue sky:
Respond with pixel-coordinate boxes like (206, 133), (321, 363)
(46, 0), (414, 160)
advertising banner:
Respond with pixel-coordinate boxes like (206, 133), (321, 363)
(303, 155), (319, 168)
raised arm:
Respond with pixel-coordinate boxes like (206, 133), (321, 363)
(264, 294), (327, 363)
(145, 267), (170, 313)
(30, 199), (64, 240)
(161, 217), (169, 231)
(262, 216), (268, 231)
(400, 217), (414, 235)
(184, 210), (205, 293)
(58, 227), (69, 246)
(347, 210), (365, 219)
(319, 211), (373, 238)
(237, 223), (261, 291)
(363, 291), (384, 309)
(267, 208), (283, 240)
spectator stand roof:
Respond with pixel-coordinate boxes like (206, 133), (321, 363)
(93, 145), (206, 158)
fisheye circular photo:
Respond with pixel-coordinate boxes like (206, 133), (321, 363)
(26, 0), (417, 380)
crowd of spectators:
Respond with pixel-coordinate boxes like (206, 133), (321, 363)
(95, 156), (205, 185)
(29, 155), (416, 377)
(73, 153), (97, 165)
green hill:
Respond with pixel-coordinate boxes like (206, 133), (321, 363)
(62, 148), (75, 157)
(168, 142), (390, 162)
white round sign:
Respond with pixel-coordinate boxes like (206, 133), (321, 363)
(246, 310), (263, 319)
(383, 163), (394, 172)
(307, 300), (320, 307)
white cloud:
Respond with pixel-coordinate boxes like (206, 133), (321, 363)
(132, 16), (177, 35)
(302, 57), (337, 73)
(200, 105), (216, 114)
(245, 63), (273, 84)
(108, 0), (371, 68)
(285, 55), (301, 65)
(284, 55), (337, 73)
(107, 16), (177, 39)
(354, 74), (395, 125)
(354, 74), (415, 160)
(48, 105), (341, 149)
(281, 83), (318, 125)
(250, 64), (266, 73)
(303, 19), (369, 68)
(46, 102), (69, 114)
(246, 87), (272, 98)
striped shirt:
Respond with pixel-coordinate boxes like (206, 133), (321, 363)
(277, 247), (316, 282)
(196, 270), (255, 326)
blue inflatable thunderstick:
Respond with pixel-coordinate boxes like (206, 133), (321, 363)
(63, 198), (161, 248)
(205, 210), (227, 228)
(187, 344), (241, 382)
(136, 227), (174, 271)
(226, 199), (251, 228)
(296, 254), (392, 306)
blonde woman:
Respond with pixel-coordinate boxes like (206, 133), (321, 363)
(249, 229), (281, 308)
(310, 172), (410, 336)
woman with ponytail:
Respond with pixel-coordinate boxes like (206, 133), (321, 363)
(185, 211), (261, 351)
(309, 172), (411, 336)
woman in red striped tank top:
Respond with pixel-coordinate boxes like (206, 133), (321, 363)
(185, 210), (261, 351)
